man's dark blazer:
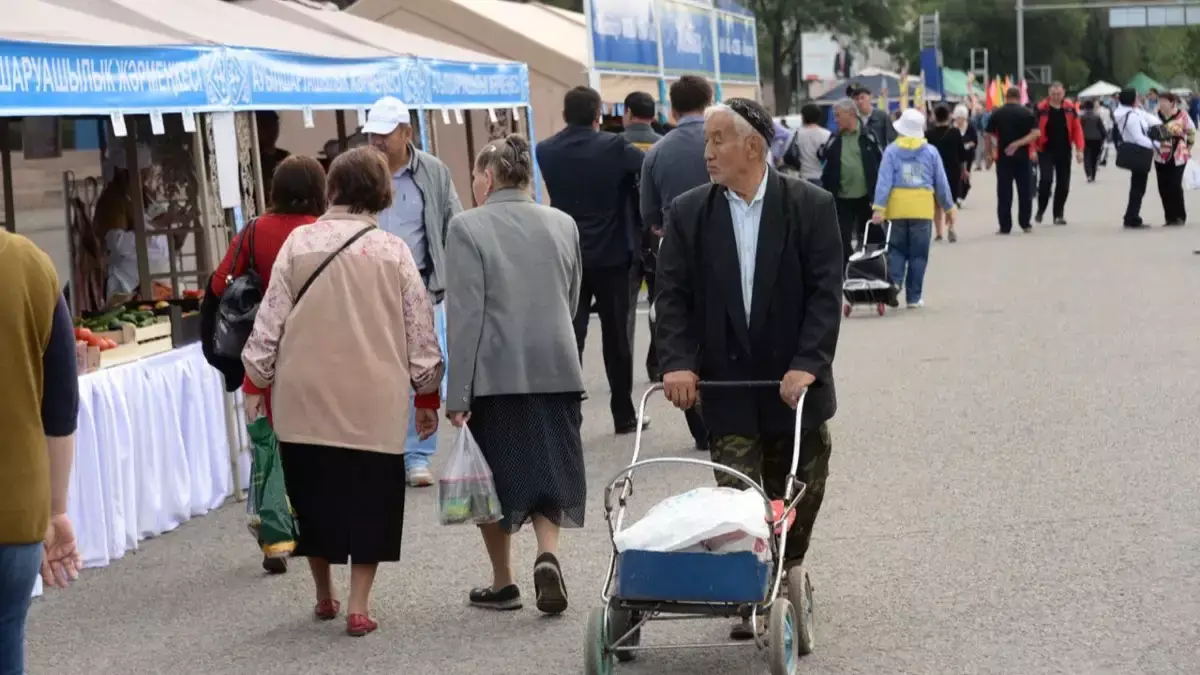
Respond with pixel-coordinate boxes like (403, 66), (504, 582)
(654, 168), (843, 436)
(536, 125), (645, 269)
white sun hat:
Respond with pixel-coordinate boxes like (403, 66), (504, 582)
(893, 108), (927, 138)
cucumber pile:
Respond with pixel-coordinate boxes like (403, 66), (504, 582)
(76, 307), (158, 332)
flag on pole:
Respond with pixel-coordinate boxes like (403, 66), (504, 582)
(914, 82), (925, 112)
(899, 66), (910, 111)
(1019, 79), (1029, 105)
(879, 85), (889, 113)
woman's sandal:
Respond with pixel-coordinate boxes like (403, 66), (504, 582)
(346, 613), (378, 637)
(314, 598), (340, 621)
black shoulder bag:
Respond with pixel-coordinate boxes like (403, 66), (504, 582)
(1115, 113), (1155, 174)
(214, 219), (262, 359)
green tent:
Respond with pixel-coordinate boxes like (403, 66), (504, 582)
(1126, 72), (1167, 95)
(940, 68), (971, 99)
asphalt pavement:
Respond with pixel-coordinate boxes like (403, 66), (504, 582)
(25, 164), (1200, 675)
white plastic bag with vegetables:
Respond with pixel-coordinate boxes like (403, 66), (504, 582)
(437, 426), (502, 525)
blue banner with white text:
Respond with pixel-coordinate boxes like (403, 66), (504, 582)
(0, 40), (530, 116)
(660, 0), (715, 75)
(588, 0), (659, 74)
(716, 11), (757, 81)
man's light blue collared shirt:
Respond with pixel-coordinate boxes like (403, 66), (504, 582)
(724, 165), (770, 325)
(378, 152), (428, 270)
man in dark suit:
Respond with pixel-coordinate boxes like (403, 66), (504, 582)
(621, 91), (662, 383)
(536, 86), (648, 434)
(655, 98), (843, 640)
(639, 75), (714, 451)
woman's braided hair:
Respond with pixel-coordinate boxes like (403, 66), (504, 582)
(474, 133), (534, 190)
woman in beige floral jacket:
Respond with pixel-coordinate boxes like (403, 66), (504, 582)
(242, 147), (444, 638)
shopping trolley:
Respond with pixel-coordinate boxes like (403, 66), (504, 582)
(584, 381), (816, 675)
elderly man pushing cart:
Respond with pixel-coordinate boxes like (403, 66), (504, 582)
(655, 98), (843, 639)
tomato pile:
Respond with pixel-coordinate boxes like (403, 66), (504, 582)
(74, 327), (119, 352)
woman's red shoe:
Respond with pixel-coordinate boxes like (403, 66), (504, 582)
(346, 613), (378, 637)
(314, 598), (340, 621)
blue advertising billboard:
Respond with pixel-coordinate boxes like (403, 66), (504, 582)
(587, 0), (659, 73)
(586, 0), (758, 94)
(660, 0), (715, 75)
(716, 11), (757, 81)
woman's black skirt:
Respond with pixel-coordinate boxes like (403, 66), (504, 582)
(278, 442), (406, 565)
(467, 393), (586, 534)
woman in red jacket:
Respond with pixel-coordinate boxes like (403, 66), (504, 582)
(200, 154), (327, 573)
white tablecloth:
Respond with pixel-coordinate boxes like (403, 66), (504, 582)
(71, 343), (237, 567)
(34, 344), (246, 597)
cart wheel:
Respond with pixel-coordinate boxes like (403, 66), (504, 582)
(585, 607), (614, 674)
(876, 303), (886, 316)
(842, 303), (852, 318)
(767, 598), (799, 675)
(787, 566), (816, 655)
(610, 609), (641, 663)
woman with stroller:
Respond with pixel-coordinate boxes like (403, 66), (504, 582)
(872, 109), (957, 308)
(925, 104), (966, 242)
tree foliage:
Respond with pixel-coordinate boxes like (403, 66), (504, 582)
(892, 0), (1200, 94)
(745, 0), (899, 112)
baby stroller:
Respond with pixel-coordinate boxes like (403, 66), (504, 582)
(842, 219), (898, 317)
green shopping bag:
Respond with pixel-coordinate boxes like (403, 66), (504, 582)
(246, 417), (297, 558)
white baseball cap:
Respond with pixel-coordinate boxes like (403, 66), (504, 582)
(362, 96), (411, 136)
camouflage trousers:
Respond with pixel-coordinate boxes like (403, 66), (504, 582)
(709, 424), (832, 567)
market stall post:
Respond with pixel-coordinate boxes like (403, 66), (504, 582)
(526, 105), (543, 204)
(1, 118), (14, 233)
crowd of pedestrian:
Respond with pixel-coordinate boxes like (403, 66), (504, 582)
(7, 60), (1196, 671)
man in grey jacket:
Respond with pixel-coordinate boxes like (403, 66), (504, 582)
(638, 75), (713, 450)
(364, 95), (463, 487)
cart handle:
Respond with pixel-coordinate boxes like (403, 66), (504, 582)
(630, 382), (808, 476)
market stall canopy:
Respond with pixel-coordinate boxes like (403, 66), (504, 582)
(1077, 80), (1120, 98)
(350, 0), (673, 104)
(941, 68), (970, 99)
(64, 0), (391, 58)
(1126, 72), (1166, 95)
(8, 0), (192, 45)
(241, 0), (507, 64)
(815, 71), (942, 103)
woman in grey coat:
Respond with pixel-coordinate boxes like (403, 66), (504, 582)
(444, 134), (586, 615)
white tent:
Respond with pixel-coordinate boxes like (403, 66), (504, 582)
(1078, 81), (1120, 99)
(7, 0), (190, 45)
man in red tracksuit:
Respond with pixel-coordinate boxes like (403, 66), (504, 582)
(1034, 82), (1085, 225)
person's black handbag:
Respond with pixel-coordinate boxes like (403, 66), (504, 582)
(214, 219), (263, 359)
(1115, 114), (1155, 173)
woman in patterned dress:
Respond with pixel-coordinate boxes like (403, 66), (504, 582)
(444, 134), (587, 615)
(241, 147), (444, 637)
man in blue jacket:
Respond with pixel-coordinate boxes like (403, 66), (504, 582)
(537, 86), (648, 434)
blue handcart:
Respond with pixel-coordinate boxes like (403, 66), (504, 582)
(584, 381), (816, 675)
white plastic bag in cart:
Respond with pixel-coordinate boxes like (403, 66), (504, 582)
(1185, 160), (1200, 191)
(613, 487), (769, 553)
